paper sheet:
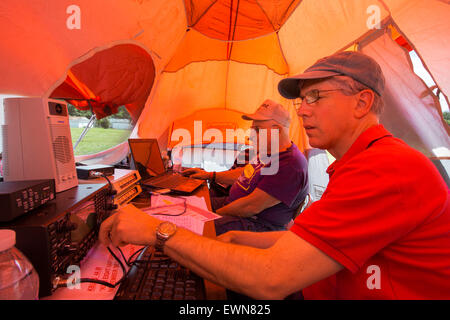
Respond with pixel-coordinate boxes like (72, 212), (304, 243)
(143, 194), (221, 235)
(151, 194), (209, 211)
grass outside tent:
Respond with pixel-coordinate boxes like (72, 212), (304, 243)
(71, 127), (131, 156)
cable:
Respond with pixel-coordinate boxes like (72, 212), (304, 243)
(89, 171), (117, 211)
(102, 173), (114, 190)
(90, 171), (114, 192)
(127, 247), (145, 266)
(149, 197), (187, 217)
(117, 246), (128, 266)
(106, 247), (127, 279)
(54, 246), (129, 290)
(117, 246), (146, 267)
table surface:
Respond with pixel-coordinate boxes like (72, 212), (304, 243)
(189, 182), (227, 299)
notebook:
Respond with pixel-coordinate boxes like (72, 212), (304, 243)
(128, 138), (203, 194)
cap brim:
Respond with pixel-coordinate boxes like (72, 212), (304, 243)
(241, 113), (271, 121)
(278, 70), (341, 99)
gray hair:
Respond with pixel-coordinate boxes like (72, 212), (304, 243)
(328, 75), (385, 115)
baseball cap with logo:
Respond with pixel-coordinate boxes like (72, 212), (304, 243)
(278, 51), (385, 99)
(242, 99), (291, 127)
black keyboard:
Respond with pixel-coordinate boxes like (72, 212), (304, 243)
(114, 246), (206, 300)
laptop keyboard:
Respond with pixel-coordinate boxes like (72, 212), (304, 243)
(115, 246), (206, 300)
(144, 172), (203, 192)
(147, 172), (188, 188)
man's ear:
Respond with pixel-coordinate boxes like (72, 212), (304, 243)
(354, 90), (375, 119)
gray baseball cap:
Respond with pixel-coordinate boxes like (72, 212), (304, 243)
(278, 51), (385, 99)
(242, 99), (291, 127)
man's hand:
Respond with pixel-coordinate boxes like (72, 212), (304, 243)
(181, 168), (211, 180)
(99, 204), (160, 247)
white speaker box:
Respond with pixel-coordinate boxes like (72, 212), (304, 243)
(2, 97), (78, 192)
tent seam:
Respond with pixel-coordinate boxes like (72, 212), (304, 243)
(254, 0), (276, 32)
(276, 31), (290, 76)
(162, 58), (288, 76)
(189, 0), (220, 27)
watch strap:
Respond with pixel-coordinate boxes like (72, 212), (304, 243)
(155, 235), (166, 252)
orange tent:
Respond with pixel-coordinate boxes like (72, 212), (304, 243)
(0, 0), (449, 184)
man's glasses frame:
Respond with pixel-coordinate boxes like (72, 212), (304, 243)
(294, 89), (344, 109)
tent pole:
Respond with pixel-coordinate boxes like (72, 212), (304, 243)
(73, 113), (96, 151)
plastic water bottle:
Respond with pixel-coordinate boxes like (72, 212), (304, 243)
(0, 229), (39, 300)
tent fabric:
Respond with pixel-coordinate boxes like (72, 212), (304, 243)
(138, 0), (394, 151)
(184, 0), (301, 41)
(383, 0), (450, 108)
(50, 44), (155, 122)
(167, 108), (253, 148)
(361, 31), (450, 158)
(75, 141), (130, 166)
(165, 29), (289, 74)
(0, 0), (448, 164)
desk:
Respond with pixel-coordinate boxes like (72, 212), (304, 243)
(47, 181), (227, 300)
(188, 183), (227, 300)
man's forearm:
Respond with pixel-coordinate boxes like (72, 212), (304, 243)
(99, 205), (343, 300)
(215, 167), (244, 186)
(164, 227), (280, 299)
(215, 187), (280, 218)
(215, 197), (258, 217)
(223, 230), (286, 248)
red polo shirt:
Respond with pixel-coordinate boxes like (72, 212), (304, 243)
(291, 125), (450, 299)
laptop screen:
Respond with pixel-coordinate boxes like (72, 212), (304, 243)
(128, 139), (166, 180)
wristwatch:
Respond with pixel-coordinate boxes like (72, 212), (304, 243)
(155, 221), (177, 252)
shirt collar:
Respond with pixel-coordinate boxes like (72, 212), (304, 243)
(326, 124), (393, 176)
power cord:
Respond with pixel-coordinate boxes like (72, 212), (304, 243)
(90, 171), (118, 210)
(54, 246), (134, 290)
(78, 247), (126, 288)
(117, 246), (145, 267)
(90, 171), (115, 194)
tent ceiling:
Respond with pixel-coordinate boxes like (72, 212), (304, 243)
(184, 0), (301, 41)
(165, 29), (289, 74)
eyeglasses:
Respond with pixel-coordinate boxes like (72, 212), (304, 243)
(294, 89), (343, 109)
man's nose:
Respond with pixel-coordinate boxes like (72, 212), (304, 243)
(296, 100), (311, 118)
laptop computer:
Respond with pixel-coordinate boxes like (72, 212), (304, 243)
(128, 138), (204, 194)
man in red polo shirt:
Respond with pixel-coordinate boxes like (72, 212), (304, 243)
(277, 51), (450, 299)
(99, 51), (450, 300)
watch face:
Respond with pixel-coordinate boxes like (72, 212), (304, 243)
(158, 221), (177, 236)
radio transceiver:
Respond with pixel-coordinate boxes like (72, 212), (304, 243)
(0, 179), (55, 222)
(0, 184), (110, 297)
